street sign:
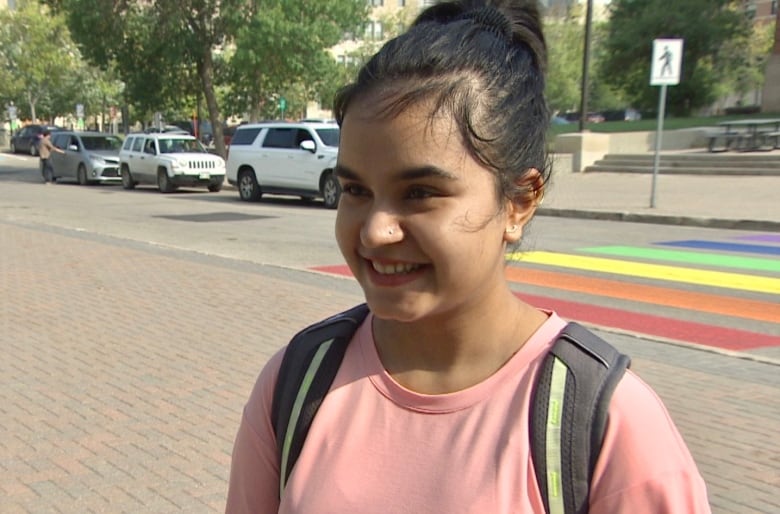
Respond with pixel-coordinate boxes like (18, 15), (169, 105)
(650, 39), (684, 86)
(76, 103), (85, 118)
(8, 105), (17, 120)
(279, 97), (287, 111)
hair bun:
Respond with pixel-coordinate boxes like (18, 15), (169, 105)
(463, 6), (512, 42)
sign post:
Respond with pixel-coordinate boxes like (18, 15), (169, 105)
(649, 38), (683, 208)
(279, 97), (287, 120)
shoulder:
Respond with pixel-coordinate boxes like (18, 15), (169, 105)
(589, 371), (710, 512)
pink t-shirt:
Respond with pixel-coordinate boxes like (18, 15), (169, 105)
(226, 312), (710, 513)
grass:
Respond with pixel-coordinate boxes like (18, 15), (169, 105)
(550, 113), (780, 137)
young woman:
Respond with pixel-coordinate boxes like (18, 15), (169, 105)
(226, 1), (711, 512)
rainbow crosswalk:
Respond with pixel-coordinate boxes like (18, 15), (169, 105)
(311, 233), (780, 351)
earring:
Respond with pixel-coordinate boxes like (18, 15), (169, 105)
(506, 225), (518, 233)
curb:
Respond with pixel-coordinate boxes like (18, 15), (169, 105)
(536, 207), (780, 232)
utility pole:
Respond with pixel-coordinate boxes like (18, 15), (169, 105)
(578, 0), (594, 132)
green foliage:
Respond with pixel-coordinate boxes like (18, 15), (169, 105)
(600, 0), (751, 116)
(545, 13), (584, 113)
(0, 0), (80, 121)
(227, 0), (369, 121)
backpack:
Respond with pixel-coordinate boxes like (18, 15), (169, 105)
(271, 303), (630, 514)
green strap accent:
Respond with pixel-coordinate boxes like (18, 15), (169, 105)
(279, 338), (335, 498)
(545, 358), (568, 514)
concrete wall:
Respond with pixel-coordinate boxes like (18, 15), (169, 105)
(551, 128), (712, 172)
(762, 54), (780, 114)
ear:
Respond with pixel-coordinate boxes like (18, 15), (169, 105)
(503, 168), (544, 244)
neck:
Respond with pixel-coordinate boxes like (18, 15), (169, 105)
(372, 287), (546, 394)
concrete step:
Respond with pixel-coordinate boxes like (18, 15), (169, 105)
(582, 163), (780, 175)
(584, 152), (780, 175)
(601, 153), (780, 163)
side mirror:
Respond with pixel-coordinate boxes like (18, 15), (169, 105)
(300, 140), (316, 153)
(68, 144), (78, 151)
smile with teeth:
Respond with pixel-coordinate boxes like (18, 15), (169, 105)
(371, 261), (423, 275)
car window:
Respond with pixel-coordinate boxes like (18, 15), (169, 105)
(262, 128), (297, 149)
(230, 127), (262, 146)
(158, 138), (204, 153)
(52, 134), (68, 148)
(295, 129), (314, 147)
(315, 128), (339, 147)
(144, 139), (157, 154)
(68, 136), (81, 150)
(132, 137), (144, 152)
(81, 135), (122, 151)
(123, 137), (134, 150)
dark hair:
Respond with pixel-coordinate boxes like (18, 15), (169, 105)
(334, 0), (549, 207)
(42, 130), (51, 136)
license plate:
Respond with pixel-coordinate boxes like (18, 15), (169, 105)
(199, 173), (210, 179)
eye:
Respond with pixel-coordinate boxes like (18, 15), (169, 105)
(340, 182), (370, 197)
(406, 186), (437, 200)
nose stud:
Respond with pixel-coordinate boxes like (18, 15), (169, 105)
(388, 228), (394, 236)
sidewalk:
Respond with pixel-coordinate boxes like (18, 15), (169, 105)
(539, 168), (780, 231)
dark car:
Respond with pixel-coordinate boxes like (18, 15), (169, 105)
(10, 124), (64, 156)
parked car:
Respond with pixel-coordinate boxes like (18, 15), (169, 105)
(49, 131), (123, 185)
(225, 121), (341, 208)
(10, 124), (64, 156)
(119, 133), (225, 193)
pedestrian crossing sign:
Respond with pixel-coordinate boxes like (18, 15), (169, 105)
(650, 39), (684, 86)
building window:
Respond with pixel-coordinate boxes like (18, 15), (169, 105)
(365, 21), (384, 40)
(773, 0), (778, 15)
(398, 0), (406, 6)
(369, 0), (384, 6)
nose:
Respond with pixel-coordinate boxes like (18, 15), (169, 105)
(360, 208), (403, 248)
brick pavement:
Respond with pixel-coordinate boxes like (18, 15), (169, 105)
(1, 220), (778, 513)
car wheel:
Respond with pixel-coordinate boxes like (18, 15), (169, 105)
(121, 165), (135, 190)
(157, 168), (177, 193)
(207, 182), (222, 193)
(77, 164), (89, 185)
(238, 169), (262, 201)
(322, 173), (341, 209)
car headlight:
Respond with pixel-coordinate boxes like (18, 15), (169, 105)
(171, 160), (186, 170)
(89, 153), (105, 163)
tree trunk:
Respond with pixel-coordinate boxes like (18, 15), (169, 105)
(26, 90), (37, 123)
(197, 48), (225, 158)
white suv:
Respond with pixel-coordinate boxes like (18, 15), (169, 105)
(225, 121), (340, 208)
(119, 133), (225, 193)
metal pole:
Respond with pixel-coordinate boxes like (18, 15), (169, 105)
(578, 0), (594, 132)
(650, 84), (667, 208)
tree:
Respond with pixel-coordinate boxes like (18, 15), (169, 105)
(544, 13), (585, 114)
(0, 0), (83, 122)
(600, 0), (750, 116)
(227, 0), (369, 121)
(49, 0), (247, 156)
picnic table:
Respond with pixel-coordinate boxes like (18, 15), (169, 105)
(707, 118), (780, 152)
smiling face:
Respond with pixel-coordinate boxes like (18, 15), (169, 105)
(335, 97), (529, 323)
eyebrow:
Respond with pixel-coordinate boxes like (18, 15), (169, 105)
(333, 164), (459, 182)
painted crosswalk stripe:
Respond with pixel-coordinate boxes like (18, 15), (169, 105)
(505, 251), (780, 295)
(503, 267), (780, 323)
(658, 240), (780, 257)
(580, 246), (780, 273)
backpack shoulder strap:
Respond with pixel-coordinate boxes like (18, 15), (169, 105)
(530, 322), (631, 514)
(271, 303), (369, 499)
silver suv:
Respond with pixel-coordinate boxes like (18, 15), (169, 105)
(225, 121), (340, 208)
(119, 133), (225, 193)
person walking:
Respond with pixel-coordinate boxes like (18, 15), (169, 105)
(38, 130), (64, 184)
(225, 1), (711, 512)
